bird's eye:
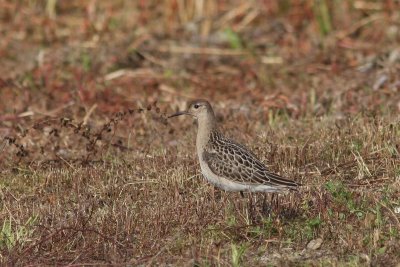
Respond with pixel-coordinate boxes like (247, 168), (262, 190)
(194, 104), (199, 109)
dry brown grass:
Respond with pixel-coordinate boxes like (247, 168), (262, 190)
(1, 109), (399, 265)
(1, 0), (400, 265)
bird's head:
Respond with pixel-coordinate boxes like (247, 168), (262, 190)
(168, 99), (214, 122)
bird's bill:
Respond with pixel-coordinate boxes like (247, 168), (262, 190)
(168, 111), (189, 118)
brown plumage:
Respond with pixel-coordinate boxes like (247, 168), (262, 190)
(169, 99), (300, 192)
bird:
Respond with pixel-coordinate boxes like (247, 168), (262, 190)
(168, 99), (300, 193)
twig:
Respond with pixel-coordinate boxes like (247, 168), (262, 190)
(82, 104), (97, 126)
(157, 46), (248, 56)
(56, 155), (76, 170)
(104, 68), (158, 81)
(215, 2), (252, 29)
(235, 9), (259, 32)
(336, 13), (385, 40)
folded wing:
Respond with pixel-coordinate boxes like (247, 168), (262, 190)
(203, 136), (299, 189)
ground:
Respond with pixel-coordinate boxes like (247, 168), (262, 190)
(0, 1), (399, 266)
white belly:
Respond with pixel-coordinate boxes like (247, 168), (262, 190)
(199, 159), (283, 193)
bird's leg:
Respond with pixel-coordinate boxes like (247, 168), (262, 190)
(247, 192), (257, 222)
(210, 186), (222, 202)
(262, 194), (271, 216)
(248, 193), (252, 216)
(272, 193), (279, 214)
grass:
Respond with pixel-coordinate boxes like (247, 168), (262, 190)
(0, 215), (38, 251)
(1, 114), (398, 265)
(1, 0), (400, 265)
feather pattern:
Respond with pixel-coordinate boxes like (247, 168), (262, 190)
(202, 131), (299, 189)
(169, 99), (300, 192)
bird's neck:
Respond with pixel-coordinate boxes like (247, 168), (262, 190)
(196, 114), (217, 152)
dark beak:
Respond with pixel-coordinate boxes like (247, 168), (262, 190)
(168, 111), (189, 118)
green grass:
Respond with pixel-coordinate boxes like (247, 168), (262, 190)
(0, 215), (38, 251)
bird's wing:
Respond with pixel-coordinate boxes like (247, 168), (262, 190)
(203, 137), (299, 189)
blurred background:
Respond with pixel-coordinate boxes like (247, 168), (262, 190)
(1, 0), (399, 117)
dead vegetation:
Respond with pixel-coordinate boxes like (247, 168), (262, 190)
(0, 0), (400, 266)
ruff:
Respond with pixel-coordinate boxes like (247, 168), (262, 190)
(169, 99), (300, 193)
